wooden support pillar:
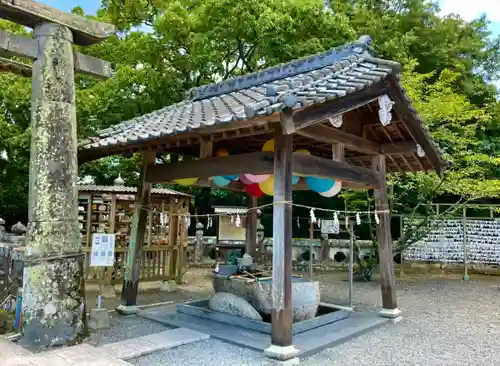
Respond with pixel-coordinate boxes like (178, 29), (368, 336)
(372, 155), (400, 318)
(116, 151), (155, 315)
(176, 199), (189, 284)
(168, 199), (180, 279)
(264, 133), (298, 361)
(245, 195), (258, 257)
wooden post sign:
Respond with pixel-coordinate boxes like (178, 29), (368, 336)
(0, 0), (115, 350)
(90, 234), (116, 267)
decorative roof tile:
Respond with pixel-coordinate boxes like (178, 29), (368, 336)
(79, 36), (402, 152)
(78, 35), (446, 173)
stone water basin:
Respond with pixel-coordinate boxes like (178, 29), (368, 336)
(212, 275), (320, 322)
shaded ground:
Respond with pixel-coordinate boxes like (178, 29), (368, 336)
(86, 268), (500, 365)
(85, 268), (214, 310)
(86, 314), (171, 347)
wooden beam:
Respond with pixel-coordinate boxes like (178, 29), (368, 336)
(372, 155), (399, 314)
(292, 180), (374, 190)
(117, 151), (156, 313)
(280, 109), (296, 135)
(269, 134), (294, 349)
(193, 180), (246, 192)
(0, 0), (115, 46)
(145, 151), (381, 187)
(381, 140), (417, 155)
(194, 178), (372, 191)
(297, 124), (379, 154)
(292, 82), (387, 131)
(146, 152), (274, 182)
(384, 77), (443, 175)
(393, 121), (426, 171)
(297, 123), (417, 156)
(0, 29), (113, 78)
(293, 153), (381, 187)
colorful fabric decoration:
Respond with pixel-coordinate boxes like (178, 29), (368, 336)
(174, 178), (198, 186)
(212, 176), (230, 187)
(305, 176), (335, 193)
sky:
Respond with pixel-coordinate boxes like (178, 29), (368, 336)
(42, 0), (499, 92)
(45, 0), (499, 37)
(44, 0), (101, 14)
(438, 0), (500, 37)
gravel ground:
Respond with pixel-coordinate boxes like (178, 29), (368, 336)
(126, 271), (500, 366)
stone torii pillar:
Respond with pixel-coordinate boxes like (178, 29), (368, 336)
(0, 0), (114, 350)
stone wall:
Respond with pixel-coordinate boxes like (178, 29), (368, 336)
(186, 236), (374, 266)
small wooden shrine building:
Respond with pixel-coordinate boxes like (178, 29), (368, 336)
(78, 36), (445, 359)
(77, 180), (191, 286)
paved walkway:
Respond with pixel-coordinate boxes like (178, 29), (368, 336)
(3, 342), (130, 365)
(3, 327), (209, 365)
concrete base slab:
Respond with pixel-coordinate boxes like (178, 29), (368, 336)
(391, 316), (403, 324)
(160, 280), (177, 292)
(99, 328), (209, 360)
(177, 300), (350, 335)
(264, 345), (299, 361)
(116, 304), (139, 315)
(139, 306), (391, 358)
(88, 308), (111, 330)
(273, 357), (300, 365)
(379, 308), (401, 319)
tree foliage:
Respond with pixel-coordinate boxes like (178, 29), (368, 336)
(0, 0), (499, 227)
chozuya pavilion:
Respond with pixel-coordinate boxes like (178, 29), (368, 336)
(78, 35), (445, 360)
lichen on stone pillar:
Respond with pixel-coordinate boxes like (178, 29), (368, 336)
(20, 22), (87, 350)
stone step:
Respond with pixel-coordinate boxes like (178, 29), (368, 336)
(99, 327), (210, 360)
(39, 344), (131, 365)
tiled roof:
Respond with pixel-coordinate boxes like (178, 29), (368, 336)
(79, 35), (402, 151)
(77, 185), (191, 197)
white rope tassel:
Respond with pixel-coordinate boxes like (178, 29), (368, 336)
(160, 213), (168, 227)
(235, 213), (241, 228)
(374, 212), (380, 225)
(297, 216), (300, 228)
(356, 212), (361, 226)
(310, 209), (317, 224)
(333, 212), (340, 234)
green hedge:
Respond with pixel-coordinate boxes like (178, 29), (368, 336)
(0, 310), (14, 335)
